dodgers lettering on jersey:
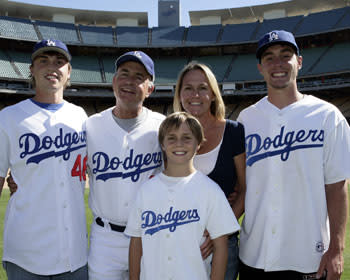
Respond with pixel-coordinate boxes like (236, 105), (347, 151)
(91, 149), (162, 182)
(246, 126), (324, 166)
(141, 206), (200, 235)
(19, 128), (87, 164)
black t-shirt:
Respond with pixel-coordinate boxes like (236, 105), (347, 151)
(208, 119), (245, 197)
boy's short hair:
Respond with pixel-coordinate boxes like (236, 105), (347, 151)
(158, 112), (204, 148)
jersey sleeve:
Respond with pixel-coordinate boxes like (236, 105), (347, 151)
(125, 189), (143, 237)
(323, 118), (350, 184)
(205, 183), (240, 239)
(0, 124), (10, 177)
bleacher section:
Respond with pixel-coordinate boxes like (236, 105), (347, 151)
(151, 26), (184, 47)
(185, 25), (221, 46)
(220, 22), (258, 44)
(311, 42), (350, 75)
(154, 57), (188, 84)
(226, 54), (261, 82)
(116, 26), (148, 47)
(101, 55), (116, 84)
(298, 46), (329, 76)
(254, 16), (303, 40)
(7, 50), (31, 79)
(70, 56), (103, 84)
(0, 50), (18, 79)
(0, 16), (38, 41)
(295, 7), (348, 36)
(79, 25), (114, 46)
(191, 55), (233, 82)
(36, 20), (80, 44)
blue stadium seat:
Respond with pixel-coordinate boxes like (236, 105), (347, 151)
(226, 54), (261, 82)
(311, 42), (350, 75)
(190, 56), (233, 82)
(298, 46), (328, 76)
(220, 22), (258, 44)
(151, 26), (184, 47)
(295, 7), (347, 36)
(70, 56), (103, 83)
(116, 26), (149, 47)
(7, 50), (31, 79)
(333, 7), (350, 30)
(154, 57), (188, 84)
(79, 25), (114, 46)
(0, 16), (38, 41)
(36, 20), (80, 44)
(185, 25), (221, 46)
(254, 15), (303, 40)
(0, 50), (19, 79)
(101, 55), (116, 84)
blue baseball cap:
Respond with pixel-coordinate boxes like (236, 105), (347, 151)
(115, 51), (155, 81)
(256, 30), (299, 60)
(32, 39), (71, 62)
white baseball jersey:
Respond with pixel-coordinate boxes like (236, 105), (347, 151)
(125, 171), (239, 280)
(238, 95), (350, 272)
(0, 99), (88, 275)
(86, 107), (165, 225)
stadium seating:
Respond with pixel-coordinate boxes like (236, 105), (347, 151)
(79, 25), (115, 46)
(298, 46), (328, 76)
(0, 16), (38, 41)
(226, 54), (261, 82)
(254, 15), (303, 40)
(185, 24), (221, 46)
(70, 56), (103, 84)
(101, 55), (116, 84)
(7, 50), (31, 79)
(190, 55), (233, 82)
(295, 7), (348, 36)
(333, 7), (350, 30)
(36, 20), (80, 44)
(116, 26), (149, 47)
(151, 26), (185, 47)
(311, 42), (350, 75)
(153, 57), (188, 84)
(220, 22), (259, 44)
(0, 50), (18, 79)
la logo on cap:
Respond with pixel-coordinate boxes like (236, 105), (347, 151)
(133, 51), (142, 59)
(46, 39), (56, 46)
(269, 32), (279, 42)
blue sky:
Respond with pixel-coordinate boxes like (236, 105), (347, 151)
(13, 0), (288, 26)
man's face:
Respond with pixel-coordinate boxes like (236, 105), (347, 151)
(258, 44), (302, 90)
(30, 52), (71, 92)
(112, 61), (153, 110)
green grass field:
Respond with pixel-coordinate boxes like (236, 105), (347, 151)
(0, 187), (348, 279)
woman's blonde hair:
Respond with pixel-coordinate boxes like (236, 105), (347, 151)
(173, 61), (225, 120)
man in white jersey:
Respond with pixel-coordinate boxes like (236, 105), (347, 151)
(238, 30), (350, 280)
(0, 39), (88, 279)
(86, 51), (165, 280)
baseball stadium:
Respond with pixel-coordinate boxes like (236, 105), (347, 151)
(0, 0), (349, 278)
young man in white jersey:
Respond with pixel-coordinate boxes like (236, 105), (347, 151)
(0, 39), (88, 279)
(238, 30), (350, 280)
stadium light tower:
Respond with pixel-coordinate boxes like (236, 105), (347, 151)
(158, 0), (180, 27)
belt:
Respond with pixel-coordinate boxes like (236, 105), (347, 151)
(95, 217), (126, 233)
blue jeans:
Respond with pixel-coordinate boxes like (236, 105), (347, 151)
(3, 262), (88, 280)
(225, 234), (239, 280)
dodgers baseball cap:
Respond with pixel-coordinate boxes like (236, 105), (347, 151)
(256, 30), (299, 60)
(31, 39), (71, 62)
(115, 51), (155, 81)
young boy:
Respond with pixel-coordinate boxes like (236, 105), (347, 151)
(125, 112), (240, 280)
